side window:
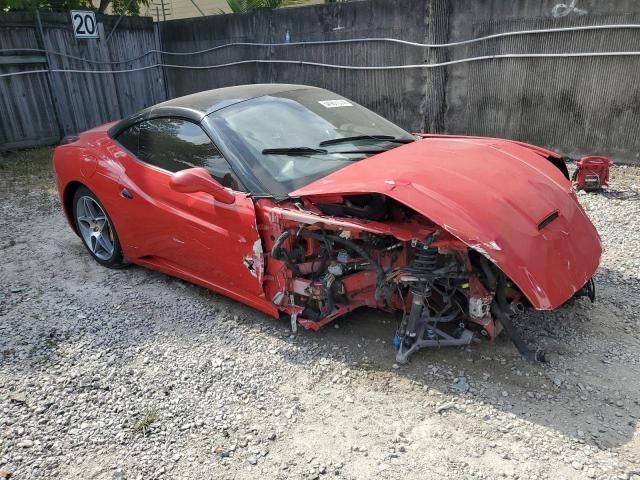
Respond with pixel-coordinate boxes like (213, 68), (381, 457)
(116, 123), (140, 155)
(120, 117), (243, 191)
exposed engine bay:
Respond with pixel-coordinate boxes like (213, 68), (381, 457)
(256, 193), (596, 364)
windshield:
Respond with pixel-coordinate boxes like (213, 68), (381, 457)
(208, 88), (415, 196)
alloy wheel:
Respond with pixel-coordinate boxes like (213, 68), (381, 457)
(75, 195), (115, 261)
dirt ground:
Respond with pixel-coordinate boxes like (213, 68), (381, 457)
(1, 149), (640, 480)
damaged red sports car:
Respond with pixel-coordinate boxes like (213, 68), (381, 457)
(53, 84), (601, 363)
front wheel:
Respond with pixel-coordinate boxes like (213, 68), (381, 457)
(72, 186), (125, 268)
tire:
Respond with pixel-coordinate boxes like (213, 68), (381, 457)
(72, 186), (126, 268)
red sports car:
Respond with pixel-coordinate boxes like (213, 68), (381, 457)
(53, 84), (601, 363)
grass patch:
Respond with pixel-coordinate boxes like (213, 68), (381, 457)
(0, 147), (54, 176)
(129, 408), (159, 435)
(0, 147), (55, 198)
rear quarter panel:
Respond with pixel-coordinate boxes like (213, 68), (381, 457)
(52, 124), (127, 248)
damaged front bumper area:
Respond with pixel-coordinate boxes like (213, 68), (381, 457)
(256, 194), (599, 364)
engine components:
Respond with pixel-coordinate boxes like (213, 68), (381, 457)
(393, 239), (475, 363)
(262, 192), (593, 364)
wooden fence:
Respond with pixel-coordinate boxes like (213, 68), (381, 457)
(0, 11), (165, 151)
(158, 0), (640, 164)
(2, 1), (640, 163)
(158, 0), (435, 136)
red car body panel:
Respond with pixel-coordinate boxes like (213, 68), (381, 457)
(54, 128), (601, 315)
(290, 136), (602, 310)
(417, 133), (564, 160)
(53, 123), (278, 318)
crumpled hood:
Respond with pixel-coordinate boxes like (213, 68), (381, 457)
(290, 137), (602, 310)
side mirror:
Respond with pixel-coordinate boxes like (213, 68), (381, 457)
(169, 167), (235, 204)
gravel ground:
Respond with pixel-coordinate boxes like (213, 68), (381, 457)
(1, 150), (639, 480)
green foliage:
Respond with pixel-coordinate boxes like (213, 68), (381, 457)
(224, 0), (256, 13)
(128, 408), (159, 435)
(1, 0), (89, 11)
(109, 0), (148, 15)
(224, 0), (306, 14)
(261, 0), (294, 7)
(0, 0), (147, 14)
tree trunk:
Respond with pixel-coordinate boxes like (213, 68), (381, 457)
(98, 0), (111, 13)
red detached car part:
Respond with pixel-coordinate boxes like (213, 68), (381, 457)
(52, 84), (602, 364)
(572, 155), (614, 191)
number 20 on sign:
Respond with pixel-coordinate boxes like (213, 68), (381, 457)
(70, 10), (99, 39)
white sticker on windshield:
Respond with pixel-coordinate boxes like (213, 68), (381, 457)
(318, 99), (353, 108)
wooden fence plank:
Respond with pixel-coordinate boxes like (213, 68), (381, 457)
(0, 11), (166, 151)
(0, 14), (59, 149)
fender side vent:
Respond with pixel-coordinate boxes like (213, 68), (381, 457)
(538, 211), (559, 231)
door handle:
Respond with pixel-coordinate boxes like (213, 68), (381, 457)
(121, 188), (133, 199)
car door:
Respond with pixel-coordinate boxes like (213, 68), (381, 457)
(111, 116), (264, 298)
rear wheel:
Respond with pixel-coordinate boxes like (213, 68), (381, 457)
(72, 186), (125, 268)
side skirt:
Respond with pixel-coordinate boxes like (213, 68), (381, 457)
(130, 256), (280, 319)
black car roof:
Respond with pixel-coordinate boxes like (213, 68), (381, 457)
(108, 84), (316, 137)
